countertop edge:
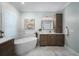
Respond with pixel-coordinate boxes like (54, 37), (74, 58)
(0, 37), (15, 44)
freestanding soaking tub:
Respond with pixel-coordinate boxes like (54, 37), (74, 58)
(14, 37), (37, 56)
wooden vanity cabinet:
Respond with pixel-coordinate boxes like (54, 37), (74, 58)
(0, 39), (15, 56)
(48, 34), (57, 46)
(55, 14), (63, 33)
(56, 34), (64, 46)
(40, 34), (48, 46)
(40, 34), (64, 46)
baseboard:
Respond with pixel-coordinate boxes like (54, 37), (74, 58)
(65, 45), (79, 56)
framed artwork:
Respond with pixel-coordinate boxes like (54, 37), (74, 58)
(24, 19), (35, 30)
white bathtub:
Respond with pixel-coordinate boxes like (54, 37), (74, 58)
(14, 37), (37, 56)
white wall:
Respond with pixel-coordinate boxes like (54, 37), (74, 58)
(0, 3), (2, 36)
(21, 12), (55, 32)
(2, 3), (21, 37)
(63, 2), (79, 54)
(0, 3), (2, 30)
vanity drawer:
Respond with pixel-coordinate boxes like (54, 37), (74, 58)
(48, 34), (56, 39)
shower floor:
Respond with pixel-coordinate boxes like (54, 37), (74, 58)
(24, 46), (77, 56)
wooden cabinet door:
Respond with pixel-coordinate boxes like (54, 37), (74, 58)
(40, 34), (48, 46)
(56, 34), (64, 46)
(0, 39), (15, 56)
(56, 14), (62, 33)
(48, 34), (57, 46)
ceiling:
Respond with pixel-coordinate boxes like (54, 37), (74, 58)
(11, 2), (70, 12)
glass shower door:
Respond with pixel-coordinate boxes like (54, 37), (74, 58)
(3, 10), (17, 37)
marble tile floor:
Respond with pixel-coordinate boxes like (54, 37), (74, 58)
(24, 46), (77, 56)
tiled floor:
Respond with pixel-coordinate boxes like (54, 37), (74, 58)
(25, 46), (77, 56)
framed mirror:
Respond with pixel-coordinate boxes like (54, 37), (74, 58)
(41, 20), (53, 30)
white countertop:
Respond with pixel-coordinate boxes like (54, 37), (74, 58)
(0, 37), (14, 44)
(38, 31), (64, 34)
